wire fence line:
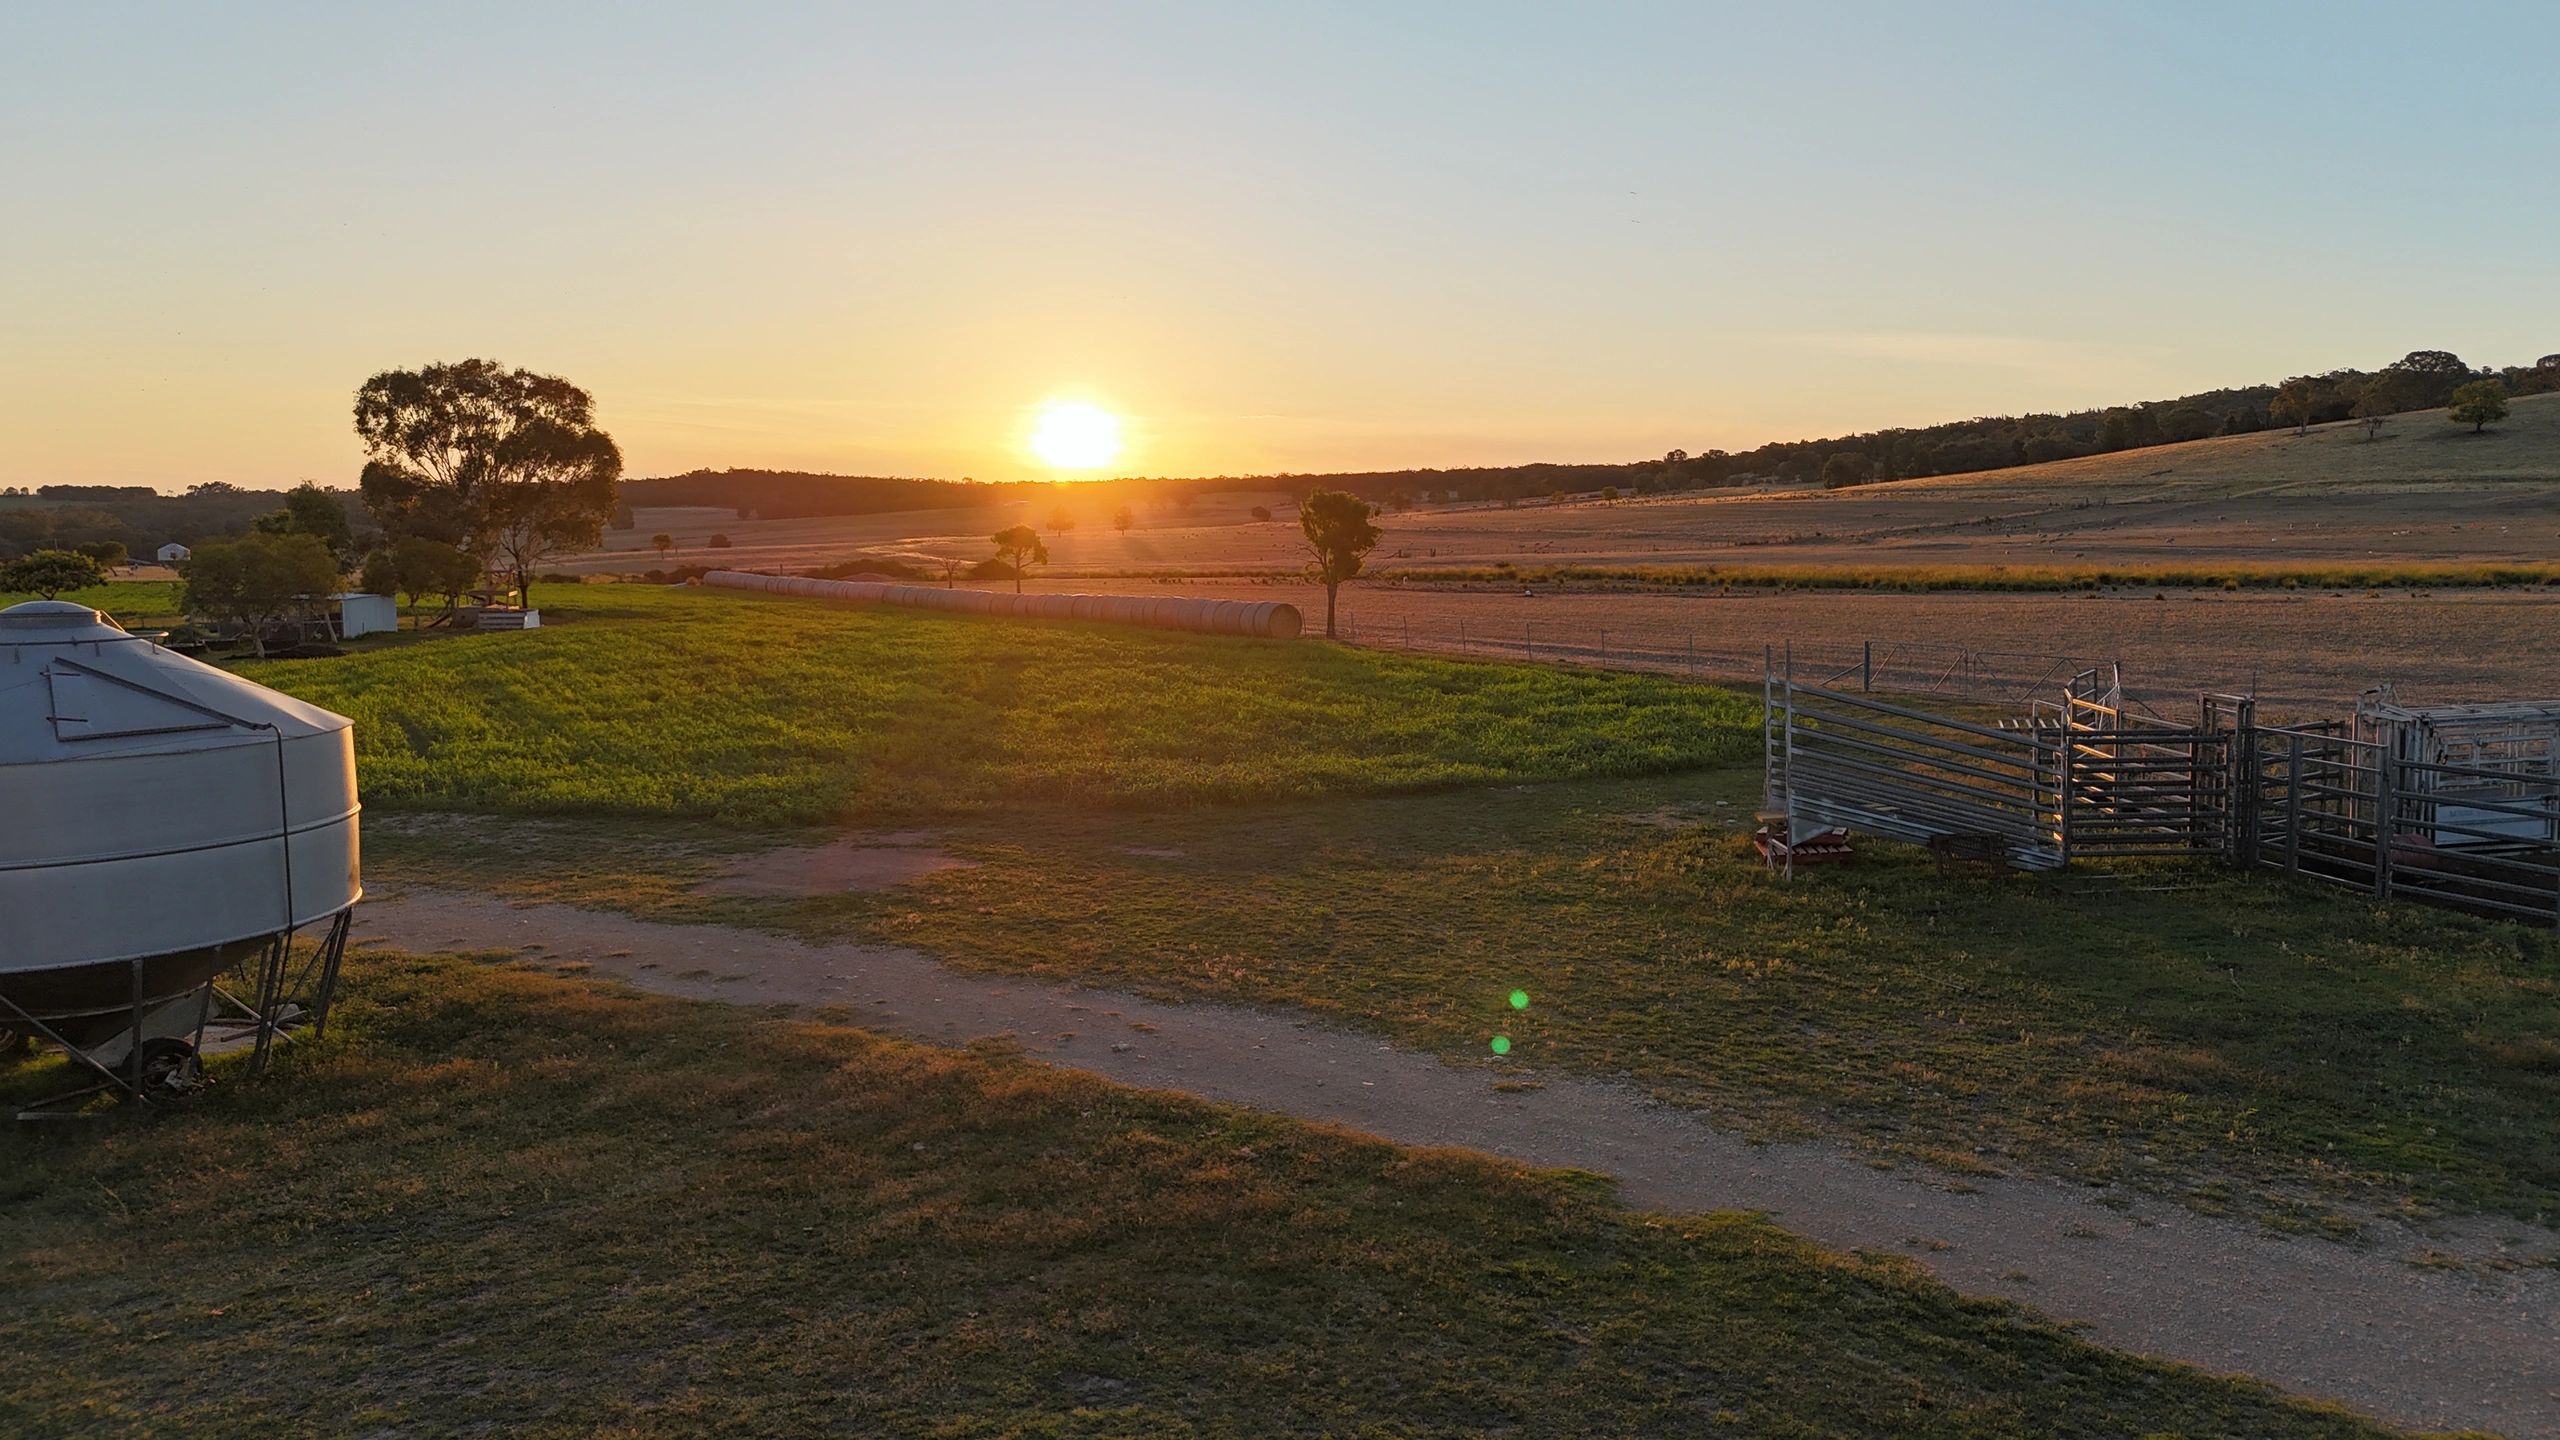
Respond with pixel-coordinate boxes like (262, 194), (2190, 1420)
(1333, 608), (2103, 704)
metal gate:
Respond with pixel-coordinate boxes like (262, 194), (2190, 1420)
(2056, 690), (2230, 858)
(1767, 662), (2228, 870)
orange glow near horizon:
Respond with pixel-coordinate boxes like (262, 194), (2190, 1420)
(1026, 399), (1125, 473)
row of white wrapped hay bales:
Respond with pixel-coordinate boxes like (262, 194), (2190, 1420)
(701, 570), (1305, 638)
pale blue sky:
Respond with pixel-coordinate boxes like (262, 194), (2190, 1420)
(4, 1), (2554, 487)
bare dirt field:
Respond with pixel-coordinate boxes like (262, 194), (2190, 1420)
(574, 393), (2560, 581)
(877, 576), (2545, 714)
(582, 393), (2560, 706)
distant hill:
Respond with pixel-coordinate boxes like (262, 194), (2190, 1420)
(624, 350), (2560, 520)
(619, 469), (989, 520)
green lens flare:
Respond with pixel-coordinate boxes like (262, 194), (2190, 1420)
(1508, 990), (1530, 1010)
(1490, 1035), (1512, 1056)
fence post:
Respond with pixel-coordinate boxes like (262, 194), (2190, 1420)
(1862, 640), (1872, 693)
(1401, 616), (1409, 648)
(1599, 627), (1607, 665)
(2374, 750), (2396, 900)
(2285, 733), (2302, 873)
(2056, 735), (2075, 864)
(1459, 619), (1467, 653)
(1524, 622), (1532, 661)
(1688, 633), (1696, 678)
(2231, 699), (2257, 866)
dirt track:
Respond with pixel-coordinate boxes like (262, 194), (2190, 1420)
(358, 885), (2560, 1438)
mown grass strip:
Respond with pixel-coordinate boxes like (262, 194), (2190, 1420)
(242, 584), (1761, 825)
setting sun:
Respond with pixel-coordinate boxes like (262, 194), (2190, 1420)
(1027, 400), (1123, 471)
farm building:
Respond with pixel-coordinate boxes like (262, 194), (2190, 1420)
(330, 593), (398, 638)
(155, 542), (190, 563)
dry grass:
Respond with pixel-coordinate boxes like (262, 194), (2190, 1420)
(0, 949), (2413, 1438)
(562, 395), (2560, 585)
(373, 770), (2560, 1231)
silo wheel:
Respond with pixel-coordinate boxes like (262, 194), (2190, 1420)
(125, 1038), (202, 1099)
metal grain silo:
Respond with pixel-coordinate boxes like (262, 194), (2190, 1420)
(0, 600), (360, 1103)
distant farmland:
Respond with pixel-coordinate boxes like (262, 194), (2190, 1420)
(566, 392), (2560, 586)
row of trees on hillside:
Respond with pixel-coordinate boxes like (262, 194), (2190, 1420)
(0, 482), (363, 564)
(593, 350), (2558, 522)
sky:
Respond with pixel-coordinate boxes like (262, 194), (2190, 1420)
(4, 1), (2556, 491)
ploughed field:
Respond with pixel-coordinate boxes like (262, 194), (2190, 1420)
(571, 393), (2560, 585)
(1011, 578), (2560, 712)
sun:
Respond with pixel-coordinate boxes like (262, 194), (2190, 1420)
(1028, 399), (1123, 471)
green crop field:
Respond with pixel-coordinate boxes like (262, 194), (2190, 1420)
(0, 949), (2403, 1439)
(0, 579), (182, 624)
(244, 584), (1761, 824)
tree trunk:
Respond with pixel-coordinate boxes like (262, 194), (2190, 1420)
(518, 569), (534, 613)
(1014, 564), (1023, 595)
(1324, 580), (1339, 639)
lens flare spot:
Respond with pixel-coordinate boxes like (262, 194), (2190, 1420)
(1508, 990), (1530, 1010)
(1490, 1035), (1512, 1056)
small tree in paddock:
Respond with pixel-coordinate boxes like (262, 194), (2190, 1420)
(989, 525), (1048, 594)
(1249, 505), (1272, 523)
(2351, 376), (2403, 441)
(1298, 488), (1380, 641)
(179, 532), (338, 657)
(2270, 377), (2320, 435)
(2448, 380), (2510, 434)
(1047, 505), (1076, 533)
(354, 358), (621, 611)
(1112, 505), (1134, 533)
(1820, 453), (1872, 489)
(708, 533), (733, 550)
(3, 549), (108, 599)
(75, 540), (129, 572)
(652, 533), (674, 559)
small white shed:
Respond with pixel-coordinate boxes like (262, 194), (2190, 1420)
(332, 592), (398, 638)
(156, 542), (191, 564)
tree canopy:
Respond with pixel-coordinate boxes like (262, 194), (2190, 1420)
(1299, 489), (1381, 640)
(1, 549), (107, 599)
(354, 359), (621, 609)
(2448, 380), (2511, 434)
(179, 532), (340, 657)
(254, 480), (359, 563)
(360, 535), (482, 622)
(989, 525), (1048, 594)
